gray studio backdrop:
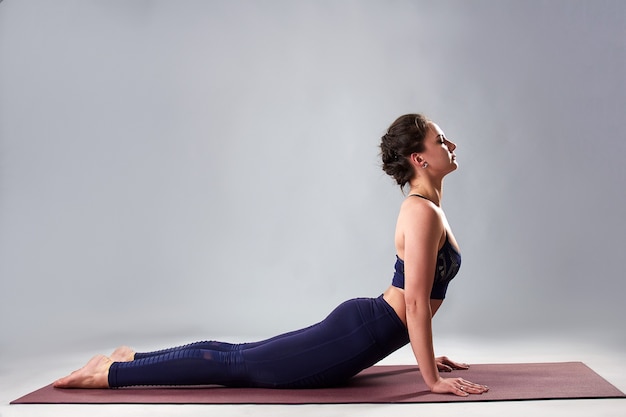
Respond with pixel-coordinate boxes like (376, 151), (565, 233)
(1, 1), (625, 360)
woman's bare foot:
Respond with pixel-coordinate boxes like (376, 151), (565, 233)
(110, 346), (135, 362)
(53, 354), (112, 388)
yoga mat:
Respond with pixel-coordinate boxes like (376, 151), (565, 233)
(11, 362), (625, 405)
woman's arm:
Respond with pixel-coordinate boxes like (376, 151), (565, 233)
(401, 200), (443, 389)
(401, 201), (489, 396)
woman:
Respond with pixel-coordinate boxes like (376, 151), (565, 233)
(54, 114), (488, 397)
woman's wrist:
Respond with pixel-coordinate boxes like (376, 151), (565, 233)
(423, 373), (442, 390)
(428, 377), (444, 391)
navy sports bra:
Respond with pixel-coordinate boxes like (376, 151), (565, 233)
(391, 194), (462, 299)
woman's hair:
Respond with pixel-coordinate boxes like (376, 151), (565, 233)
(380, 113), (431, 189)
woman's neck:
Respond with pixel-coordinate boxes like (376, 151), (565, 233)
(408, 180), (443, 207)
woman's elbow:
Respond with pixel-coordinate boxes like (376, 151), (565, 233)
(404, 295), (431, 315)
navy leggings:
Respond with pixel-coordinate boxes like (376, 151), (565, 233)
(109, 295), (409, 388)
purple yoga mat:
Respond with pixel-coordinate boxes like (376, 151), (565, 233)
(11, 362), (626, 405)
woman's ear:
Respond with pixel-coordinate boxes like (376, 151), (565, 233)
(410, 153), (423, 165)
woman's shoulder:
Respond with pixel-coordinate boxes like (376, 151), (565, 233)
(398, 197), (444, 231)
(400, 195), (441, 216)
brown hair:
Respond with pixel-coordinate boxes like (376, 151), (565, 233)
(380, 113), (431, 189)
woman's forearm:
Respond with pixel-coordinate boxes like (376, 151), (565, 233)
(406, 303), (441, 389)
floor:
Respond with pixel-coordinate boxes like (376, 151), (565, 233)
(2, 334), (625, 417)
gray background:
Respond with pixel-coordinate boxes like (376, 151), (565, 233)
(1, 0), (624, 362)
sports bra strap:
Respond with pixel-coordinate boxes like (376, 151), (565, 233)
(408, 193), (437, 205)
(408, 193), (429, 200)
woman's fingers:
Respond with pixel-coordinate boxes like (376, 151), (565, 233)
(454, 378), (489, 395)
(432, 377), (489, 397)
(436, 356), (470, 371)
(437, 362), (453, 372)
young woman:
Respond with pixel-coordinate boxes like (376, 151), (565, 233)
(54, 114), (488, 397)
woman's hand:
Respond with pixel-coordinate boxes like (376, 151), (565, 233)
(436, 355), (469, 372)
(430, 376), (489, 397)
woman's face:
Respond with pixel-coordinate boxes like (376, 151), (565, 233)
(420, 122), (458, 174)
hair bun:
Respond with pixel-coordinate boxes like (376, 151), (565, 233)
(379, 114), (431, 189)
